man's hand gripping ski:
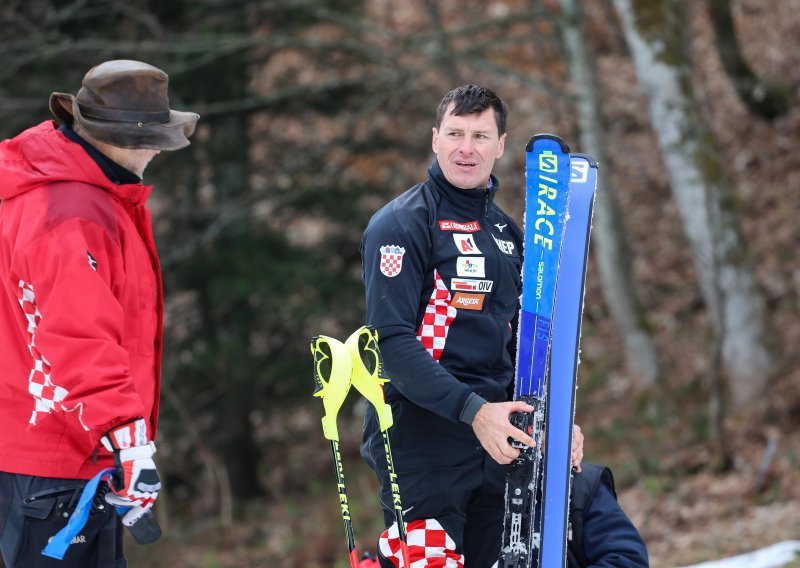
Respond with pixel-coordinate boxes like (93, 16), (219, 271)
(472, 401), (583, 470)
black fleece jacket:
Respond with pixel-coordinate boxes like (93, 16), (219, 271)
(361, 159), (524, 426)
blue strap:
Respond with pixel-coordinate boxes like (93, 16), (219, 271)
(41, 467), (115, 560)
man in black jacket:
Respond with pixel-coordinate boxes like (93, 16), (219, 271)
(360, 85), (584, 567)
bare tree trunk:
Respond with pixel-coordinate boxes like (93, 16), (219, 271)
(707, 0), (791, 120)
(612, 0), (771, 407)
(421, 0), (463, 86)
(558, 0), (660, 388)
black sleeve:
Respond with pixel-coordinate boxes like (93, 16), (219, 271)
(582, 484), (650, 567)
(361, 204), (478, 424)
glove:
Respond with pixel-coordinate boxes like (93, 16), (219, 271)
(101, 418), (161, 517)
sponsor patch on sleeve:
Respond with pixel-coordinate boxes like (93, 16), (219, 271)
(379, 245), (406, 277)
(451, 292), (485, 310)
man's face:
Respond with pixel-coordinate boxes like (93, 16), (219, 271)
(432, 102), (506, 190)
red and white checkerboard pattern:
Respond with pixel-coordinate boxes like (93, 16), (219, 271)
(416, 270), (457, 362)
(380, 254), (403, 277)
(17, 280), (71, 427)
(380, 245), (406, 277)
(379, 518), (464, 567)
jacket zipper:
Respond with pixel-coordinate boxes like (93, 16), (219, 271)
(482, 192), (509, 376)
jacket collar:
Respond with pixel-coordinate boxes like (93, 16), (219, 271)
(60, 125), (141, 186)
(0, 122), (151, 206)
(427, 158), (499, 217)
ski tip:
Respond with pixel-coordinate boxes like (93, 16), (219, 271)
(526, 133), (570, 153)
(569, 153), (599, 168)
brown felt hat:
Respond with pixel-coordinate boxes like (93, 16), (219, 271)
(49, 60), (199, 151)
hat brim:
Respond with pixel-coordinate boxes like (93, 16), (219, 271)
(49, 92), (199, 152)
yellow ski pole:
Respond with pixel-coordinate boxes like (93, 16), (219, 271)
(346, 325), (410, 568)
(310, 335), (360, 568)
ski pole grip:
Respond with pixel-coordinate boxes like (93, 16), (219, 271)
(374, 404), (394, 432)
(346, 326), (394, 431)
(310, 335), (354, 442)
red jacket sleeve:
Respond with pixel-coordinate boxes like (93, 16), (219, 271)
(20, 217), (146, 449)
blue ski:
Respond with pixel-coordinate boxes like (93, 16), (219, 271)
(500, 134), (571, 568)
(539, 154), (598, 567)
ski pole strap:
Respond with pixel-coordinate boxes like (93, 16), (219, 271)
(41, 467), (115, 560)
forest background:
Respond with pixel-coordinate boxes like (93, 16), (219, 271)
(1, 0), (798, 566)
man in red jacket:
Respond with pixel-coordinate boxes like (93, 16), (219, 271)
(0, 60), (198, 567)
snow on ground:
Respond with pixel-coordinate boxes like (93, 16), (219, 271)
(678, 541), (800, 568)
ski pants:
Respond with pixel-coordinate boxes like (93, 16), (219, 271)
(362, 399), (508, 567)
(0, 472), (126, 568)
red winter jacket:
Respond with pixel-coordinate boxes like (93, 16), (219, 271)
(0, 121), (163, 479)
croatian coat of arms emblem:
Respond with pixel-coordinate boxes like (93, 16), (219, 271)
(379, 245), (406, 277)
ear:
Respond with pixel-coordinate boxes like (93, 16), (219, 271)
(496, 132), (507, 159)
(431, 126), (439, 154)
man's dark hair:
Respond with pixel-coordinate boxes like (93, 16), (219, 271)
(435, 85), (509, 136)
